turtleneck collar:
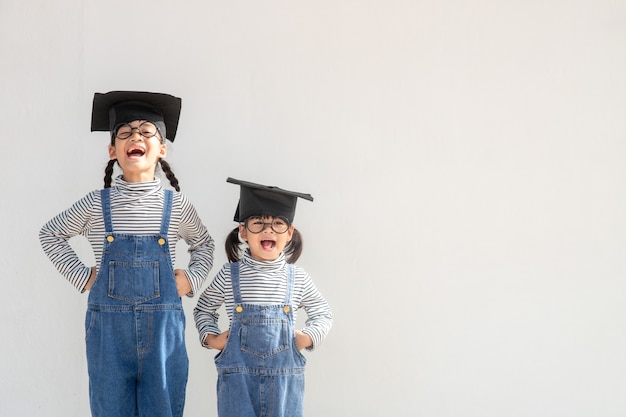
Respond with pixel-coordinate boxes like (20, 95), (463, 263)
(112, 175), (162, 200)
(241, 249), (287, 272)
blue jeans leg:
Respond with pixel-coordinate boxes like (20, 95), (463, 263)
(137, 309), (188, 417)
(86, 310), (139, 417)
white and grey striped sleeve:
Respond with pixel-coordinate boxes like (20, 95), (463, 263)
(39, 191), (100, 292)
(175, 193), (215, 296)
(296, 268), (333, 351)
(193, 265), (229, 348)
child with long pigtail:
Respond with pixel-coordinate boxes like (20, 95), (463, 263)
(40, 91), (215, 417)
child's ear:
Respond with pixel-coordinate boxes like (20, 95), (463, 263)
(108, 145), (116, 160)
(286, 224), (295, 242)
(159, 143), (167, 158)
(238, 224), (247, 241)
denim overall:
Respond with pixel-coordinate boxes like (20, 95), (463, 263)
(85, 188), (188, 417)
(215, 262), (307, 417)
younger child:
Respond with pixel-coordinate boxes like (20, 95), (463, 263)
(194, 177), (332, 417)
(39, 91), (215, 417)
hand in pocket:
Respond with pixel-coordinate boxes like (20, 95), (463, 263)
(206, 330), (230, 350)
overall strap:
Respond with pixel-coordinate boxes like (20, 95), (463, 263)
(229, 262), (243, 305)
(159, 189), (173, 236)
(100, 188), (113, 234)
(284, 264), (295, 305)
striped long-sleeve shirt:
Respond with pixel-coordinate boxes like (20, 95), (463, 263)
(39, 177), (214, 295)
(193, 250), (332, 351)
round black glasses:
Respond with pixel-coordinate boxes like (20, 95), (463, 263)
(244, 217), (290, 234)
(115, 121), (159, 140)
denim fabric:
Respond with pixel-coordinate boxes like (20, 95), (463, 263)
(85, 189), (188, 417)
(215, 262), (306, 417)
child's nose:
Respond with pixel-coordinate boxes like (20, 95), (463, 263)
(129, 130), (144, 140)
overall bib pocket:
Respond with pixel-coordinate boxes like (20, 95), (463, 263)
(108, 261), (160, 303)
(240, 317), (289, 359)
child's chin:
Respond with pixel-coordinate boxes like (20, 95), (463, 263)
(250, 251), (280, 262)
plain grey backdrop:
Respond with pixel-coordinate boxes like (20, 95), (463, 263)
(1, 1), (626, 416)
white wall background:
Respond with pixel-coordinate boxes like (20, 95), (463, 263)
(1, 1), (625, 416)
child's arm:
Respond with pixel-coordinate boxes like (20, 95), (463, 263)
(39, 192), (98, 292)
(297, 270), (333, 351)
(176, 194), (215, 297)
(193, 266), (228, 349)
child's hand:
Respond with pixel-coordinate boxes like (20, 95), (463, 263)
(295, 330), (313, 350)
(84, 267), (97, 291)
(174, 269), (192, 297)
(205, 331), (230, 350)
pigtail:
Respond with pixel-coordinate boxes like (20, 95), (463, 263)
(159, 159), (181, 192)
(104, 159), (117, 188)
(284, 228), (303, 264)
(225, 227), (243, 262)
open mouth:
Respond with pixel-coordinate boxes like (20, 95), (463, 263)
(261, 240), (276, 250)
(127, 148), (146, 157)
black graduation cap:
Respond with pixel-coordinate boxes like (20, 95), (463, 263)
(90, 91), (182, 141)
(227, 177), (314, 223)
